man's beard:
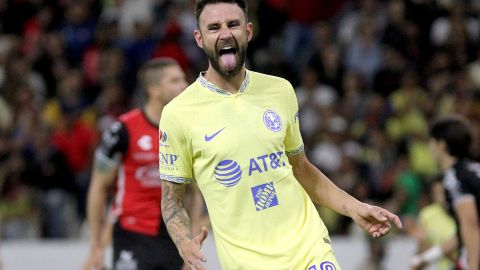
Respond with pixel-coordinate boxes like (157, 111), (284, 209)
(204, 37), (247, 80)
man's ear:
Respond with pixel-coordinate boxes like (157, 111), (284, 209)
(194, 29), (203, 49)
(246, 22), (253, 42)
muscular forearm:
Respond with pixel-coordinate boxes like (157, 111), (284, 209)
(293, 159), (361, 218)
(290, 153), (401, 238)
(161, 181), (192, 247)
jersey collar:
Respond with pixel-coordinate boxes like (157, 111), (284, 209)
(197, 70), (250, 96)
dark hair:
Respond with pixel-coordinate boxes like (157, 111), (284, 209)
(138, 58), (178, 89)
(195, 0), (247, 22)
(429, 115), (472, 158)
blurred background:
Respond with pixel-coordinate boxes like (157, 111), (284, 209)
(0, 0), (479, 269)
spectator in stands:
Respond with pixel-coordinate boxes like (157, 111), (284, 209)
(345, 17), (383, 86)
(61, 2), (96, 65)
(51, 99), (97, 222)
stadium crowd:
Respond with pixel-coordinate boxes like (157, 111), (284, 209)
(0, 0), (479, 265)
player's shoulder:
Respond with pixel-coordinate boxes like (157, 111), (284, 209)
(118, 108), (142, 123)
(248, 71), (296, 101)
(455, 159), (480, 186)
(249, 71), (293, 89)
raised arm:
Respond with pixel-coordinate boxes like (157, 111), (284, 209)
(161, 181), (208, 270)
(288, 152), (402, 238)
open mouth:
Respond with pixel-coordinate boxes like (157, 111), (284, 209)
(217, 44), (238, 70)
(218, 46), (237, 57)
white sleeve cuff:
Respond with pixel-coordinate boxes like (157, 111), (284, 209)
(160, 174), (192, 184)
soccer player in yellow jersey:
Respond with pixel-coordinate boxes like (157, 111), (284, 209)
(159, 1), (403, 269)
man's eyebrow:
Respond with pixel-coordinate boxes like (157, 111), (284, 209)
(206, 18), (242, 27)
(207, 22), (221, 28)
(227, 19), (241, 25)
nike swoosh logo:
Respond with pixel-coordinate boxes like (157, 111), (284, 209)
(205, 127), (226, 142)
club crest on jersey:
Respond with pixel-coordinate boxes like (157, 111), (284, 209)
(263, 110), (282, 132)
(214, 159), (242, 187)
(137, 135), (152, 151)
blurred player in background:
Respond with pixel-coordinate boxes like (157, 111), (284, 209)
(412, 115), (480, 269)
(158, 1), (402, 269)
(85, 58), (204, 270)
(410, 180), (457, 270)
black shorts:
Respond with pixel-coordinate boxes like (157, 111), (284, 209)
(112, 222), (183, 270)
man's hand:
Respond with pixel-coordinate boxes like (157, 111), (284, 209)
(409, 245), (443, 270)
(82, 245), (103, 270)
(180, 227), (209, 270)
(410, 258), (427, 270)
(351, 203), (403, 238)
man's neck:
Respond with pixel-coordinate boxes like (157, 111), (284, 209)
(143, 100), (163, 126)
(204, 66), (246, 94)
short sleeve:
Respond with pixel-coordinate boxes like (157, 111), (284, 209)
(444, 169), (475, 206)
(283, 82), (304, 156)
(159, 107), (193, 184)
(95, 121), (128, 166)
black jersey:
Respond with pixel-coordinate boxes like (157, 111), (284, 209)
(443, 158), (480, 265)
(443, 159), (480, 220)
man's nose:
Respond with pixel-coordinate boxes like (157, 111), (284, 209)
(218, 25), (233, 40)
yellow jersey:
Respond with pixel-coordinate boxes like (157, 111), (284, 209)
(419, 203), (456, 270)
(159, 70), (335, 270)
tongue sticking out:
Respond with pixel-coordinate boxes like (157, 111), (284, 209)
(220, 52), (236, 70)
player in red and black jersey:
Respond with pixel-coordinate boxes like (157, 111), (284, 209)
(85, 58), (200, 270)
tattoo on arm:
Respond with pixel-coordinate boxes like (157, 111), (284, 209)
(161, 181), (192, 246)
(342, 204), (350, 216)
(93, 154), (118, 174)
